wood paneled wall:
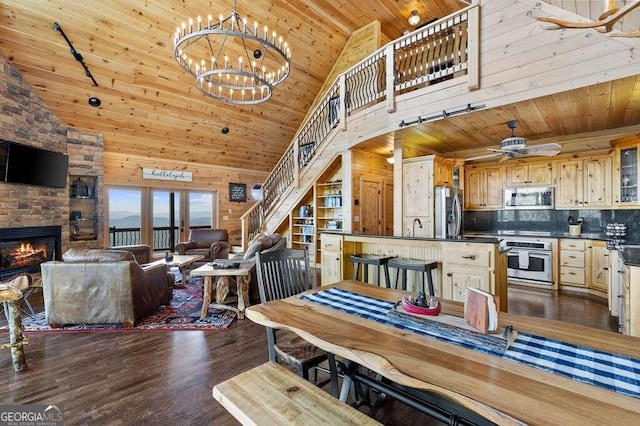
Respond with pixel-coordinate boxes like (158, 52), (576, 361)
(103, 153), (268, 244)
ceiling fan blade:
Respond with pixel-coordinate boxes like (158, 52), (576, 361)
(498, 154), (513, 162)
(528, 143), (561, 151)
(523, 149), (561, 157)
(465, 152), (503, 161)
(487, 148), (503, 153)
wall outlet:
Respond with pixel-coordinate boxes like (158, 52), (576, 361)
(222, 215), (229, 221)
(600, 220), (606, 227)
(471, 218), (477, 225)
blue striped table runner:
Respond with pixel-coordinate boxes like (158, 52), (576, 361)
(301, 287), (640, 399)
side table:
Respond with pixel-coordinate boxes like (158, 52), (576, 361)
(0, 286), (28, 372)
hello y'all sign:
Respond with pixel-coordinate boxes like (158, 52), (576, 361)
(142, 168), (193, 182)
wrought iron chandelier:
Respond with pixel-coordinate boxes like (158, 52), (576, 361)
(173, 0), (291, 105)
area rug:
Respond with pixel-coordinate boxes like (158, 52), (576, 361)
(4, 280), (236, 333)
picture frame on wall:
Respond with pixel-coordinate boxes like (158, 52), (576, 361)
(229, 182), (247, 202)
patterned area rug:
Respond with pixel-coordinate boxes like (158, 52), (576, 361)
(6, 279), (236, 333)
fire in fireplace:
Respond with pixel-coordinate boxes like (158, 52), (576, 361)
(0, 226), (61, 278)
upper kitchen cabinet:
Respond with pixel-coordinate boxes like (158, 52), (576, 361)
(434, 158), (455, 187)
(402, 156), (434, 237)
(555, 156), (612, 209)
(505, 162), (553, 187)
(613, 141), (640, 208)
(464, 166), (502, 210)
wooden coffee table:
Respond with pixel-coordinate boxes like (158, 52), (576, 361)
(148, 254), (204, 287)
(191, 259), (255, 320)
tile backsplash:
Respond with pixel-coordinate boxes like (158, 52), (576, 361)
(464, 209), (640, 243)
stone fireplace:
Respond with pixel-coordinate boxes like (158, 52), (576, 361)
(0, 226), (61, 279)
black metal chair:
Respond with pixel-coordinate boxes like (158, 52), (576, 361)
(255, 248), (339, 396)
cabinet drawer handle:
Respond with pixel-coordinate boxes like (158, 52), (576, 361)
(603, 267), (609, 271)
(569, 272), (576, 275)
(461, 255), (476, 260)
(569, 255), (577, 258)
(447, 273), (452, 277)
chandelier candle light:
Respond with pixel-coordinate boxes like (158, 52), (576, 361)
(173, 0), (291, 105)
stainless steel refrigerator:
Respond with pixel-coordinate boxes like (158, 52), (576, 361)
(434, 186), (463, 239)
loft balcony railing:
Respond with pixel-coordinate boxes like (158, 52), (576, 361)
(108, 225), (210, 252)
(240, 4), (479, 247)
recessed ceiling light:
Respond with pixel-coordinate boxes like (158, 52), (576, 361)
(88, 97), (101, 107)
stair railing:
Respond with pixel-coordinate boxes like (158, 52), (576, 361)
(240, 4), (478, 248)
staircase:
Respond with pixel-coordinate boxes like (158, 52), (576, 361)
(240, 4), (479, 247)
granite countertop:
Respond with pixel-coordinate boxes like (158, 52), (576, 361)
(466, 230), (611, 241)
(321, 232), (501, 244)
(618, 247), (640, 267)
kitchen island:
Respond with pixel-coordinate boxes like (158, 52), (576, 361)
(320, 232), (508, 311)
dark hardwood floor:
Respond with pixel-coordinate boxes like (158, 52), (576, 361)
(0, 273), (618, 425)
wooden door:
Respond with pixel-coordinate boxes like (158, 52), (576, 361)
(402, 161), (432, 216)
(360, 177), (381, 235)
(383, 180), (394, 236)
(556, 160), (584, 208)
(584, 157), (612, 207)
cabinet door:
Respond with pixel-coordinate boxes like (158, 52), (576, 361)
(434, 161), (453, 187)
(321, 251), (342, 285)
(403, 161), (433, 217)
(584, 158), (612, 208)
(464, 168), (483, 209)
(590, 242), (609, 293)
(556, 160), (584, 208)
(443, 266), (490, 302)
(528, 163), (553, 186)
(484, 167), (503, 209)
(505, 165), (528, 187)
(615, 146), (639, 206)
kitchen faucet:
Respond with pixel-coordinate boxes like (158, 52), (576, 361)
(412, 218), (423, 237)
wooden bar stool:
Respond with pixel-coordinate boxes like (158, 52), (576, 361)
(349, 254), (395, 288)
(388, 258), (438, 296)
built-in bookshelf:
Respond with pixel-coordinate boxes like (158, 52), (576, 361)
(291, 189), (316, 263)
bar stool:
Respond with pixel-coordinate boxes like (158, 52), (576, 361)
(388, 258), (438, 296)
(349, 254), (395, 288)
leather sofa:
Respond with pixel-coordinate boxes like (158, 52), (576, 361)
(109, 244), (154, 264)
(175, 228), (231, 262)
(41, 248), (174, 327)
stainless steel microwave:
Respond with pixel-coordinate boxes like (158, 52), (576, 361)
(504, 187), (554, 210)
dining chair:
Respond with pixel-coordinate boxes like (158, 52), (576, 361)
(255, 248), (339, 397)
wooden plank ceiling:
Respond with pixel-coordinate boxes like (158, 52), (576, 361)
(0, 0), (638, 173)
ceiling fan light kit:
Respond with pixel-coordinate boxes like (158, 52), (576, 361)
(173, 0), (291, 105)
(465, 119), (561, 162)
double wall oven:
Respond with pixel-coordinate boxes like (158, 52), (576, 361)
(503, 239), (553, 285)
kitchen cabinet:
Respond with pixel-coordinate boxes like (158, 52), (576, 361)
(505, 162), (552, 187)
(613, 145), (639, 207)
(69, 175), (98, 242)
(589, 241), (609, 293)
(402, 156), (434, 237)
(442, 246), (491, 302)
(555, 157), (612, 208)
(625, 265), (640, 337)
(320, 233), (343, 285)
(559, 239), (590, 287)
(464, 166), (502, 210)
(434, 159), (454, 187)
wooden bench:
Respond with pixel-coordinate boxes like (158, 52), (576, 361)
(213, 362), (381, 425)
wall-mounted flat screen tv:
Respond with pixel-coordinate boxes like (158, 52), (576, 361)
(0, 139), (68, 188)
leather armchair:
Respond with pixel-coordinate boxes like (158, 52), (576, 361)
(41, 249), (174, 327)
(175, 229), (231, 262)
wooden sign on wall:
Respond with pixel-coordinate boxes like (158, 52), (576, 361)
(142, 168), (193, 182)
(229, 183), (247, 202)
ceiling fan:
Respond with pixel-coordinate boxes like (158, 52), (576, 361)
(466, 120), (561, 162)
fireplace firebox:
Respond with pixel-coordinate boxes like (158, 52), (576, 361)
(0, 226), (61, 279)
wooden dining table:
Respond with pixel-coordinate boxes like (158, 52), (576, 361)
(245, 280), (640, 425)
